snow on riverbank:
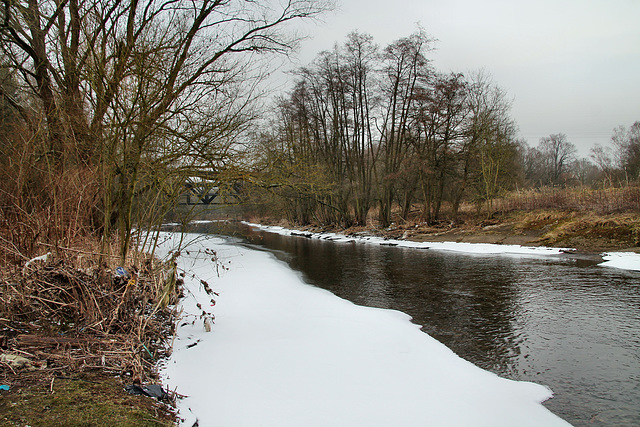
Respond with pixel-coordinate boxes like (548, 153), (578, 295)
(245, 222), (640, 271)
(244, 222), (573, 256)
(599, 252), (640, 271)
(157, 231), (570, 426)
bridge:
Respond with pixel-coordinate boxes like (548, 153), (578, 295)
(180, 177), (241, 206)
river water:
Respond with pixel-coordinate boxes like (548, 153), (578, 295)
(188, 222), (640, 427)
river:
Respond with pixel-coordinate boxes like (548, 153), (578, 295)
(186, 221), (640, 427)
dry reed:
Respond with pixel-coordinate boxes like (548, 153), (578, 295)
(496, 186), (640, 214)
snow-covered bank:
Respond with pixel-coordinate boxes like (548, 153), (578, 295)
(245, 222), (640, 271)
(599, 252), (640, 271)
(157, 232), (570, 427)
(243, 222), (573, 256)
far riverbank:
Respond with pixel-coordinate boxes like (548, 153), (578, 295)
(243, 210), (639, 254)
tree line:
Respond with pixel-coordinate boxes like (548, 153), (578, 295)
(1, 1), (637, 263)
(251, 30), (640, 227)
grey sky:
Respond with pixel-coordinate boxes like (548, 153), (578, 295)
(290, 0), (640, 157)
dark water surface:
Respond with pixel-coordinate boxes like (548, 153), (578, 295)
(190, 222), (640, 427)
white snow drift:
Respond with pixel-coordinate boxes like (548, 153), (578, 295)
(157, 232), (570, 427)
(243, 222), (573, 256)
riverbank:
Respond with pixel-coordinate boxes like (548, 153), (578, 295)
(1, 208), (636, 425)
(0, 248), (179, 426)
(250, 210), (640, 254)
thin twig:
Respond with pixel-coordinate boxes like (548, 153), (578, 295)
(37, 242), (121, 258)
(0, 360), (17, 375)
(26, 294), (73, 307)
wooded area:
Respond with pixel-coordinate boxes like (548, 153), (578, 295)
(248, 30), (639, 227)
(1, 2), (638, 260)
(0, 0), (328, 265)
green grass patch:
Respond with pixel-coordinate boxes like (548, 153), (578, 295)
(0, 374), (174, 427)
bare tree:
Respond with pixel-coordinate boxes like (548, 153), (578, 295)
(537, 133), (577, 186)
(270, 31), (380, 226)
(377, 28), (433, 226)
(454, 70), (517, 218)
(571, 158), (599, 186)
(341, 31), (379, 225)
(590, 144), (616, 185)
(412, 72), (467, 223)
(612, 121), (640, 183)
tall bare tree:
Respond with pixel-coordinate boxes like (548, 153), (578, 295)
(412, 72), (467, 223)
(537, 133), (577, 186)
(462, 71), (518, 215)
(612, 121), (640, 183)
(378, 28), (433, 226)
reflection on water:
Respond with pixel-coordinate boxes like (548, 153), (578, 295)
(188, 222), (640, 427)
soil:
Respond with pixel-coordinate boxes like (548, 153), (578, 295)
(284, 210), (640, 255)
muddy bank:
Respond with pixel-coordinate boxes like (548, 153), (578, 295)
(261, 210), (640, 255)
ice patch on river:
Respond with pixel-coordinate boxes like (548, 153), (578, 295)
(157, 231), (571, 427)
(243, 222), (573, 256)
(599, 252), (640, 271)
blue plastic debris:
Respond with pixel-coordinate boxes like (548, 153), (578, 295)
(115, 266), (129, 277)
(0, 385), (10, 391)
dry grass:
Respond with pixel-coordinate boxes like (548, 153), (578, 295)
(489, 187), (640, 250)
(512, 210), (576, 231)
(0, 166), (103, 266)
(533, 213), (640, 247)
(496, 186), (640, 214)
(0, 247), (180, 376)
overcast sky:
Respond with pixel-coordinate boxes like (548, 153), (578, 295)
(288, 0), (640, 157)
